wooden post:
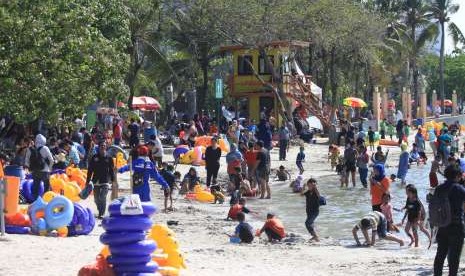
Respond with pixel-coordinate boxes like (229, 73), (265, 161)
(373, 86), (380, 129)
(452, 90), (458, 116)
(382, 87), (388, 119)
(406, 88), (412, 125)
(419, 89), (427, 120)
(431, 89), (437, 110)
(402, 87), (408, 121)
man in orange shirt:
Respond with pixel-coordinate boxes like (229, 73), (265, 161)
(370, 164), (390, 212)
(257, 213), (286, 242)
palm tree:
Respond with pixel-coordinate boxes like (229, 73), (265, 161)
(429, 0), (465, 113)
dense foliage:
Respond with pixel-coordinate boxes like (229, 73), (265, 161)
(1, 0), (463, 123)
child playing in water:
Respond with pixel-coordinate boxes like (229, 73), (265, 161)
(230, 212), (254, 243)
(380, 193), (399, 232)
(429, 155), (442, 188)
(275, 165), (291, 181)
(387, 122), (395, 140)
(296, 146), (305, 174)
(401, 185), (431, 248)
(256, 213), (286, 242)
(328, 145), (340, 171)
(290, 175), (304, 193)
(301, 178), (321, 241)
(352, 211), (404, 247)
(371, 146), (389, 165)
(409, 143), (421, 164)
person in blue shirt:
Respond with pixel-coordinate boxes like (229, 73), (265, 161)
(132, 145), (169, 202)
(296, 146), (305, 174)
(232, 212), (254, 243)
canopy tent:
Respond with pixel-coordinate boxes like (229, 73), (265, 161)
(306, 116), (323, 130)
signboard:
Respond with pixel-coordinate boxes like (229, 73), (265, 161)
(215, 78), (223, 99)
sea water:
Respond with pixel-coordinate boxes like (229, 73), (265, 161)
(246, 150), (440, 255)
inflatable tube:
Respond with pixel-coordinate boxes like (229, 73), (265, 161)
(21, 179), (44, 203)
(112, 261), (158, 274)
(109, 240), (157, 256)
(100, 231), (147, 246)
(378, 139), (399, 146)
(107, 254), (152, 265)
(155, 237), (179, 252)
(184, 193), (196, 200)
(5, 225), (30, 234)
(164, 249), (185, 269)
(158, 266), (179, 276)
(44, 196), (74, 229)
(68, 203), (95, 236)
(108, 201), (157, 217)
(152, 253), (169, 267)
(191, 146), (205, 166)
(102, 216), (153, 232)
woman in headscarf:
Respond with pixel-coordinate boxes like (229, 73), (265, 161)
(370, 163), (390, 212)
(226, 143), (243, 178)
(397, 144), (409, 185)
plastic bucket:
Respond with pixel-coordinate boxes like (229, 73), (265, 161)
(4, 165), (25, 179)
(5, 176), (20, 215)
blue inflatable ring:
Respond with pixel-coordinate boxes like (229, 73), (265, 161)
(107, 254), (152, 265)
(44, 195), (74, 229)
(100, 231), (147, 246)
(68, 203), (95, 236)
(5, 225), (30, 234)
(109, 240), (156, 256)
(108, 201), (157, 217)
(117, 274), (156, 276)
(102, 216), (152, 232)
(112, 261), (158, 273)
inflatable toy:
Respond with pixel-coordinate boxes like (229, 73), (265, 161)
(5, 212), (31, 227)
(194, 136), (230, 152)
(158, 266), (179, 276)
(156, 237), (179, 252)
(109, 240), (157, 256)
(150, 225), (175, 240)
(100, 231), (146, 246)
(102, 216), (153, 232)
(191, 146), (205, 166)
(5, 225), (30, 234)
(36, 218), (47, 235)
(68, 203), (95, 236)
(100, 246), (111, 258)
(107, 254), (152, 265)
(21, 179), (44, 203)
(152, 253), (169, 267)
(173, 145), (189, 160)
(57, 226), (68, 237)
(178, 150), (194, 165)
(69, 174), (86, 190)
(164, 249), (186, 269)
(62, 181), (81, 202)
(28, 197), (47, 227)
(112, 261), (158, 274)
(184, 192), (196, 200)
(44, 195), (74, 229)
(195, 191), (214, 203)
(108, 200), (157, 217)
(43, 191), (57, 202)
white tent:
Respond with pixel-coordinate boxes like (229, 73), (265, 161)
(306, 116), (323, 130)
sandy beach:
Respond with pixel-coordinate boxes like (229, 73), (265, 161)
(0, 136), (460, 276)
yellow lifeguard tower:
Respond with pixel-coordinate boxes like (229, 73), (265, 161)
(220, 41), (329, 128)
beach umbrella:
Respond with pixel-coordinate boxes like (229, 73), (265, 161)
(343, 97), (367, 108)
(132, 96), (161, 110)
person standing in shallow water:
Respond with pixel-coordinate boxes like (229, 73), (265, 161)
(301, 178), (320, 242)
(370, 164), (390, 212)
(253, 140), (271, 199)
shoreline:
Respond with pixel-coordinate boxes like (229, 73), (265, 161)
(0, 136), (459, 275)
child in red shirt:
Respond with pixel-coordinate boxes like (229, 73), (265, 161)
(257, 213), (285, 242)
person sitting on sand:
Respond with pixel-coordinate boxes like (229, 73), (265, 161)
(275, 165), (291, 181)
(256, 213), (286, 242)
(230, 212), (254, 244)
(239, 173), (255, 197)
(210, 179), (225, 204)
(180, 167), (201, 194)
(290, 175), (304, 193)
(226, 198), (256, 220)
(352, 211), (404, 247)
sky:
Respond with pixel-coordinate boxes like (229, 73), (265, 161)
(445, 3), (465, 53)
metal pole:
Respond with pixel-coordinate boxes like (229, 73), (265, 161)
(0, 178), (6, 238)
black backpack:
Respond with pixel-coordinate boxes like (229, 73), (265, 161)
(428, 185), (453, 228)
(132, 162), (147, 187)
(29, 147), (46, 171)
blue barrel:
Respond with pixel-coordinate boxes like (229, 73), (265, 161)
(143, 127), (156, 143)
(4, 165), (25, 179)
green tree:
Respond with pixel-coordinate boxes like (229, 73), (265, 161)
(429, 0), (465, 113)
(0, 0), (130, 123)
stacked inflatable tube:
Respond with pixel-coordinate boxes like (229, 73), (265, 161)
(100, 196), (158, 276)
